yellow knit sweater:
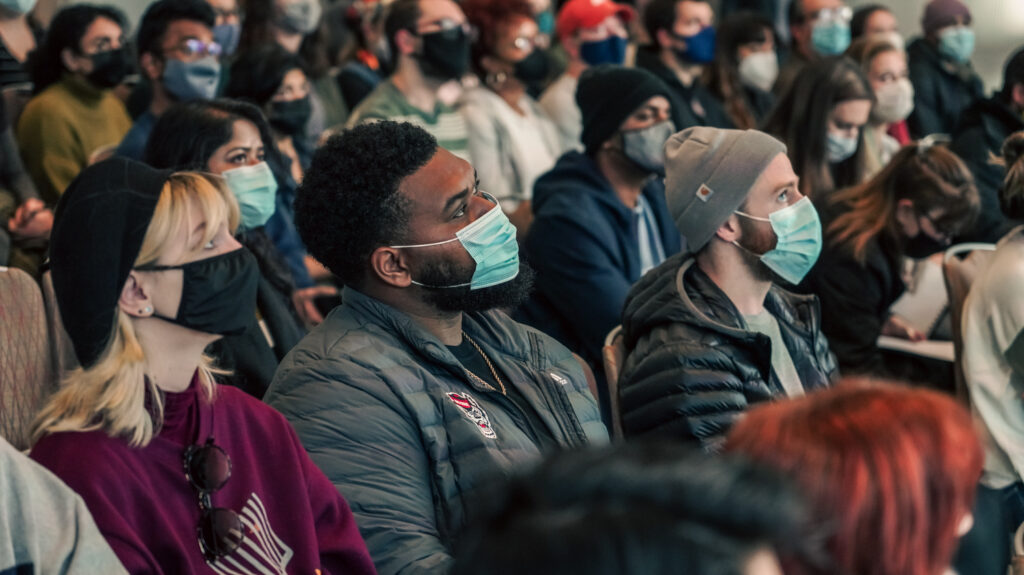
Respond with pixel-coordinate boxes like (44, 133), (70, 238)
(17, 75), (131, 205)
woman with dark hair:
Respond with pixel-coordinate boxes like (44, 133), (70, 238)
(851, 4), (900, 46)
(459, 0), (561, 236)
(799, 143), (979, 378)
(960, 131), (1024, 573)
(727, 380), (983, 575)
(16, 3), (132, 204)
(239, 0), (348, 135)
(144, 99), (312, 396)
(227, 44), (312, 176)
(847, 35), (913, 174)
(763, 56), (874, 198)
(705, 11), (776, 130)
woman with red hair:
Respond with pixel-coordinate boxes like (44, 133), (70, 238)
(726, 380), (982, 575)
(459, 0), (561, 237)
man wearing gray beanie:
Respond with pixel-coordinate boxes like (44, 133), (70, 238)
(616, 126), (837, 450)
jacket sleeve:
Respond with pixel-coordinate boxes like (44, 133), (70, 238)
(263, 202), (314, 289)
(284, 418), (377, 574)
(526, 210), (633, 364)
(619, 337), (759, 452)
(808, 254), (888, 376)
(459, 99), (514, 208)
(907, 60), (944, 138)
(271, 359), (453, 575)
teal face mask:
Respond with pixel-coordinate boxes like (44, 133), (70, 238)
(734, 197), (822, 284)
(223, 161), (279, 231)
(938, 26), (975, 64)
(811, 20), (851, 56)
(390, 192), (520, 290)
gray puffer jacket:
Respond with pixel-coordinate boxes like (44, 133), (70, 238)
(265, 287), (607, 575)
(618, 253), (838, 451)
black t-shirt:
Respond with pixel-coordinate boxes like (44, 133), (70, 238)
(447, 338), (557, 450)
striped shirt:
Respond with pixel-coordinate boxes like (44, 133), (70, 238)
(0, 25), (38, 89)
(347, 79), (470, 161)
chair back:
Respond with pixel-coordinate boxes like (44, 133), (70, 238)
(942, 243), (997, 406)
(40, 270), (78, 379)
(602, 325), (625, 439)
(0, 266), (56, 449)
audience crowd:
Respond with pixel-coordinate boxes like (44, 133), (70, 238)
(1, 0), (1023, 573)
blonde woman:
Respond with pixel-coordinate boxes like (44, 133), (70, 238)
(29, 158), (376, 575)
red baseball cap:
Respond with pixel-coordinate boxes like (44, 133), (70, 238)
(556, 0), (635, 40)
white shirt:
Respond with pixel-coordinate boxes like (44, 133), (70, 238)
(962, 227), (1024, 488)
(538, 73), (583, 153)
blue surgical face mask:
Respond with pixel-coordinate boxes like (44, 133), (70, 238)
(734, 197), (822, 284)
(673, 26), (716, 64)
(937, 26), (975, 64)
(579, 35), (628, 66)
(390, 192), (519, 290)
(536, 10), (555, 37)
(223, 161), (279, 231)
(212, 22), (242, 57)
(163, 56), (221, 102)
(0, 0), (36, 15)
(811, 19), (851, 56)
(826, 130), (859, 163)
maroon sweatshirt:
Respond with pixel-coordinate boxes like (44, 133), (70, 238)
(31, 374), (377, 575)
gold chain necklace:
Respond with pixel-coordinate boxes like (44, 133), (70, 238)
(461, 331), (507, 395)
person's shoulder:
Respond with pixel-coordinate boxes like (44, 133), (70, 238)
(31, 429), (134, 480)
(351, 80), (405, 119)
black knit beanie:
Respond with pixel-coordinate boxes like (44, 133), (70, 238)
(576, 64), (676, 154)
(49, 157), (172, 368)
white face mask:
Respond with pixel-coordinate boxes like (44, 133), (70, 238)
(872, 78), (914, 124)
(826, 131), (859, 163)
(738, 51), (779, 93)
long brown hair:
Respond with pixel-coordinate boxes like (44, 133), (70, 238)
(762, 56), (874, 197)
(826, 142), (979, 264)
(997, 130), (1024, 220)
(704, 11), (774, 130)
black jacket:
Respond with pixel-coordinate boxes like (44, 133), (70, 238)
(618, 253), (837, 451)
(517, 151), (682, 369)
(635, 47), (735, 130)
(798, 203), (905, 376)
(950, 95), (1024, 243)
(907, 38), (984, 139)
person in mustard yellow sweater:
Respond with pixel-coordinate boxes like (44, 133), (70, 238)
(17, 5), (132, 206)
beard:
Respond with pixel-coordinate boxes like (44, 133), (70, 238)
(416, 257), (535, 313)
(736, 216), (778, 283)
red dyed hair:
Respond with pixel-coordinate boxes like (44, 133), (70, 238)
(726, 380), (982, 575)
(461, 0), (534, 73)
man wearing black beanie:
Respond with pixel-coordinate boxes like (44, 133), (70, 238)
(516, 65), (684, 427)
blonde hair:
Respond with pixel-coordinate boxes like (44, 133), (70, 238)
(32, 172), (240, 448)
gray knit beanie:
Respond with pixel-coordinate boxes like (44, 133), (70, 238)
(665, 127), (787, 252)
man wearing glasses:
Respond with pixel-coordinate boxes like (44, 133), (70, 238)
(347, 0), (472, 162)
(117, 0), (222, 161)
(775, 0), (851, 95)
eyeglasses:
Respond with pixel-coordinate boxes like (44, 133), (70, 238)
(183, 438), (244, 560)
(166, 38), (223, 59)
(812, 6), (852, 23)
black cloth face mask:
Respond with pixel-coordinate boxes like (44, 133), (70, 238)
(269, 96), (312, 136)
(903, 230), (948, 259)
(417, 28), (470, 80)
(512, 49), (549, 84)
(87, 47), (132, 89)
(135, 248), (259, 336)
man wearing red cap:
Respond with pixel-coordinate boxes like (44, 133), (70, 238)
(539, 0), (634, 152)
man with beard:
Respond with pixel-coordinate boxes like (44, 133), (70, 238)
(616, 126), (837, 452)
(346, 0), (471, 161)
(264, 121), (607, 575)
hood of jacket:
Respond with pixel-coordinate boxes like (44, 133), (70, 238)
(958, 94), (1024, 146)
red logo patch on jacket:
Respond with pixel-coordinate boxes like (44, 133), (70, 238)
(446, 392), (497, 439)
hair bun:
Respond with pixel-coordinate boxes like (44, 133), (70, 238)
(1001, 131), (1024, 171)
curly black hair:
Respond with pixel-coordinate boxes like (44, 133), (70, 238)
(295, 121), (438, 286)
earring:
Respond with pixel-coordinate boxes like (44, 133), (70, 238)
(140, 306), (152, 314)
